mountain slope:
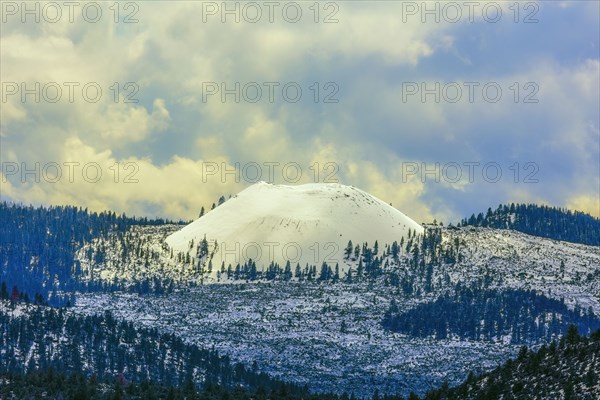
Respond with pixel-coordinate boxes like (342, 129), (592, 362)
(0, 300), (309, 396)
(423, 327), (600, 400)
(459, 203), (600, 245)
(165, 182), (423, 275)
(0, 202), (180, 305)
(73, 223), (600, 396)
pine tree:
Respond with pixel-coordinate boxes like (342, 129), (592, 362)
(284, 261), (292, 281)
(0, 282), (7, 300)
(356, 260), (363, 278)
(344, 240), (353, 259)
(294, 263), (302, 279)
(565, 324), (580, 345)
(408, 391), (419, 400)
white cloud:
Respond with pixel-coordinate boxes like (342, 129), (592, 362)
(567, 195), (600, 217)
(1, 0), (598, 223)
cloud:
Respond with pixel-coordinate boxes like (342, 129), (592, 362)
(1, 137), (243, 219)
(567, 195), (600, 217)
(1, 0), (598, 224)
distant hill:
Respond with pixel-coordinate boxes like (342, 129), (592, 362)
(0, 202), (181, 305)
(458, 204), (600, 246)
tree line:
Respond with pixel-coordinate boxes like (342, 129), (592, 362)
(382, 285), (600, 343)
(459, 203), (600, 245)
(0, 202), (183, 305)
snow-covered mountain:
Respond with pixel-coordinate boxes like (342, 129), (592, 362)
(73, 222), (600, 396)
(18, 198), (597, 396)
(165, 181), (423, 273)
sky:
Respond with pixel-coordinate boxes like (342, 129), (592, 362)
(1, 0), (599, 224)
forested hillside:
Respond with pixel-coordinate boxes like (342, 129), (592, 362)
(0, 202), (182, 305)
(458, 204), (600, 245)
(3, 326), (598, 400)
(0, 301), (308, 396)
(423, 327), (600, 400)
(383, 285), (600, 343)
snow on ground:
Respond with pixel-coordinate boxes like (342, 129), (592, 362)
(67, 192), (600, 397)
(73, 282), (519, 397)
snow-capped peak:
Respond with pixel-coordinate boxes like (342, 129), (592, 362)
(165, 182), (423, 274)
